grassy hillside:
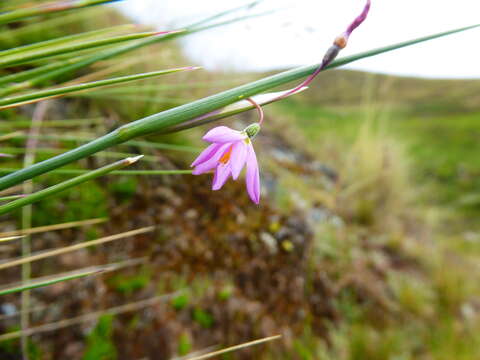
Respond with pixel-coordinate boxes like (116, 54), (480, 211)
(271, 69), (480, 228)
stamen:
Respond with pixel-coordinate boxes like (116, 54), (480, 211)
(219, 146), (233, 164)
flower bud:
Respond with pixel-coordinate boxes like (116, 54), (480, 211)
(244, 123), (261, 139)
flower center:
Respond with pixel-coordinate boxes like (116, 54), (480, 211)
(219, 146), (233, 164)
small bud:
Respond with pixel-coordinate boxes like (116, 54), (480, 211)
(334, 35), (348, 49)
(244, 123), (261, 139)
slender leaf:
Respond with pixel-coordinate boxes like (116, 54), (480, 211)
(0, 226), (154, 270)
(0, 0), (122, 25)
(0, 218), (106, 238)
(0, 168), (192, 176)
(0, 155), (143, 215)
(0, 31), (158, 68)
(0, 269), (99, 296)
(0, 67), (199, 109)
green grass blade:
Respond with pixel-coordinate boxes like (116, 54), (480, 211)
(0, 10), (267, 96)
(0, 67), (198, 109)
(0, 269), (99, 296)
(0, 23), (478, 191)
(0, 24), (132, 58)
(0, 168), (192, 176)
(0, 31), (158, 68)
(0, 0), (122, 25)
(6, 134), (201, 152)
(0, 195), (25, 202)
(0, 118), (103, 129)
(0, 147), (159, 162)
(0, 155), (143, 215)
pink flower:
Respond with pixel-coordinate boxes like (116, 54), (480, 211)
(191, 124), (261, 204)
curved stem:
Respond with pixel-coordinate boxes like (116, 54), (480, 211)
(247, 97), (265, 125)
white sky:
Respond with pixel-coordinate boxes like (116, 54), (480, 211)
(117, 0), (480, 79)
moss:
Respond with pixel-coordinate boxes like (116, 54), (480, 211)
(83, 315), (117, 360)
(171, 293), (190, 311)
(107, 268), (151, 296)
(177, 333), (192, 356)
(192, 308), (214, 329)
(32, 179), (108, 226)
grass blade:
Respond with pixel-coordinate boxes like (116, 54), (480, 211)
(0, 235), (24, 243)
(0, 268), (99, 296)
(0, 293), (178, 341)
(183, 335), (282, 360)
(0, 67), (198, 109)
(0, 155), (143, 215)
(0, 31), (159, 68)
(0, 226), (154, 270)
(0, 0), (122, 25)
(0, 195), (25, 202)
(0, 218), (106, 238)
(0, 168), (192, 176)
(4, 133), (201, 152)
(0, 24), (133, 58)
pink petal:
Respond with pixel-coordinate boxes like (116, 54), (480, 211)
(245, 144), (260, 204)
(191, 143), (221, 167)
(192, 143), (231, 175)
(230, 142), (248, 180)
(212, 163), (231, 190)
(203, 126), (247, 143)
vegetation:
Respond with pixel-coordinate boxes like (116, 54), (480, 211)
(0, 1), (479, 359)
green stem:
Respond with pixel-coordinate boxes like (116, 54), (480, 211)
(0, 10), (267, 96)
(0, 32), (157, 69)
(0, 23), (478, 191)
(0, 156), (142, 215)
(0, 0), (121, 25)
(0, 67), (198, 108)
(0, 24), (132, 58)
(0, 168), (192, 176)
(0, 269), (99, 296)
(0, 195), (25, 201)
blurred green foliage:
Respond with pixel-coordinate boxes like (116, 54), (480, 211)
(83, 315), (117, 360)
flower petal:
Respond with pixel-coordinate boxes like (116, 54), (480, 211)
(192, 143), (230, 175)
(245, 144), (260, 204)
(191, 143), (221, 167)
(212, 163), (231, 190)
(230, 142), (248, 180)
(203, 126), (247, 143)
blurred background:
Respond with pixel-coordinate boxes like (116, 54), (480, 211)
(1, 0), (480, 359)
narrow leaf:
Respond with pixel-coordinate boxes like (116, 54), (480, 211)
(0, 226), (154, 270)
(0, 269), (99, 296)
(0, 218), (106, 238)
(0, 168), (192, 176)
(0, 67), (199, 109)
(0, 156), (143, 215)
(0, 293), (177, 341)
(0, 31), (159, 69)
(0, 0), (122, 25)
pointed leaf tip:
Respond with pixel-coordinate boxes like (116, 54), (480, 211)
(126, 155), (144, 164)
